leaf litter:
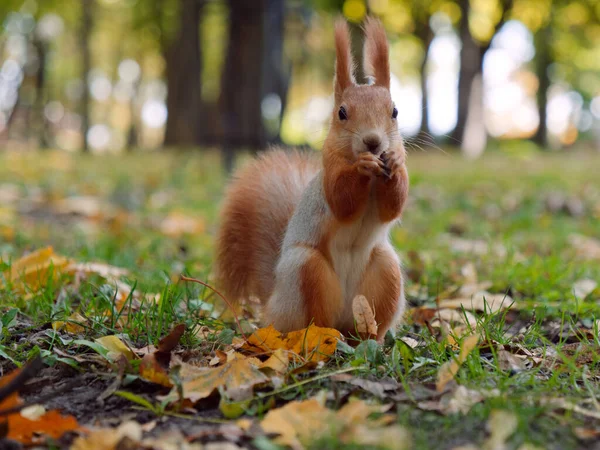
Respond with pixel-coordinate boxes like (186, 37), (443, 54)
(2, 163), (600, 450)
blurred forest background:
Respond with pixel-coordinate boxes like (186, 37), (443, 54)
(0, 0), (599, 169)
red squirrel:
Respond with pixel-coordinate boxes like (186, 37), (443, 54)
(215, 18), (409, 341)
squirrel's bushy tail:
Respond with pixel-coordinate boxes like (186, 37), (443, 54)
(215, 149), (319, 304)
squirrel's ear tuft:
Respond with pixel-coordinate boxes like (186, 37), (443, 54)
(334, 19), (355, 103)
(363, 17), (390, 90)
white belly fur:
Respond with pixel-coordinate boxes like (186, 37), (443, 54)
(328, 197), (390, 327)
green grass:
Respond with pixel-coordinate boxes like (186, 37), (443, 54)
(1, 148), (600, 449)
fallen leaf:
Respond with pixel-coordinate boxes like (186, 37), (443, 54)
(259, 348), (289, 374)
(573, 279), (597, 300)
(540, 397), (600, 420)
(140, 353), (172, 387)
(66, 261), (129, 279)
(158, 323), (185, 353)
(497, 349), (534, 373)
(95, 335), (135, 361)
(483, 409), (518, 450)
(418, 385), (498, 415)
(52, 311), (87, 334)
(438, 291), (514, 313)
(261, 395), (410, 450)
(332, 373), (399, 398)
(173, 357), (269, 402)
(71, 420), (207, 450)
(2, 246), (70, 293)
(139, 325), (186, 387)
(399, 336), (420, 349)
(244, 325), (342, 362)
(158, 212), (204, 237)
(0, 368), (79, 445)
(436, 334), (479, 392)
(573, 427), (600, 440)
(352, 295), (378, 339)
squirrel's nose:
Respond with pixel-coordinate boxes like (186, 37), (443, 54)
(363, 135), (381, 153)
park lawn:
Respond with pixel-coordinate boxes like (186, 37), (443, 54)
(0, 148), (599, 449)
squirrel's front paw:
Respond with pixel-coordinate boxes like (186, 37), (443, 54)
(356, 153), (385, 177)
(379, 150), (405, 178)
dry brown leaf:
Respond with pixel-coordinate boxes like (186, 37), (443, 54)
(139, 324), (186, 387)
(0, 368), (80, 445)
(332, 373), (399, 398)
(71, 421), (205, 450)
(244, 325), (342, 362)
(399, 336), (420, 348)
(261, 395), (410, 450)
(418, 385), (498, 415)
(436, 334), (479, 392)
(352, 295), (378, 339)
(173, 357), (270, 402)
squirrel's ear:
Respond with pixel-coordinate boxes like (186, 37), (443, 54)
(334, 19), (355, 103)
(363, 17), (390, 90)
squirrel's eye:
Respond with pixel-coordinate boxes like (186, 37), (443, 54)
(392, 107), (398, 119)
(338, 106), (348, 121)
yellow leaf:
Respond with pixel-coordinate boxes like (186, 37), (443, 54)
(139, 353), (172, 387)
(261, 396), (410, 449)
(436, 334), (479, 392)
(352, 295), (378, 339)
(71, 421), (142, 450)
(66, 261), (129, 279)
(95, 335), (135, 361)
(3, 247), (70, 293)
(259, 348), (289, 374)
(245, 325), (342, 362)
(52, 312), (87, 334)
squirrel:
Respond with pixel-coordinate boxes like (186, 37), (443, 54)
(215, 18), (409, 341)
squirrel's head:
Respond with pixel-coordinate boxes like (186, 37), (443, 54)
(327, 18), (401, 158)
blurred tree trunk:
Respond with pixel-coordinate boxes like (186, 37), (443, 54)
(220, 0), (289, 172)
(164, 0), (204, 147)
(533, 25), (551, 147)
(80, 0), (93, 153)
(451, 0), (480, 145)
(32, 38), (49, 148)
(415, 24), (433, 138)
(262, 0), (290, 144)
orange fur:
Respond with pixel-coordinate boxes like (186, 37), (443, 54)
(215, 150), (319, 302)
(358, 246), (403, 341)
(334, 19), (355, 102)
(375, 162), (409, 222)
(363, 17), (390, 89)
(323, 152), (371, 223)
(300, 248), (343, 327)
(216, 18), (409, 338)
